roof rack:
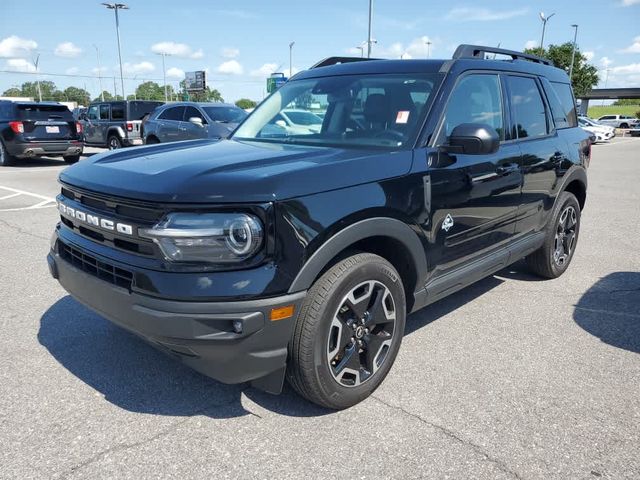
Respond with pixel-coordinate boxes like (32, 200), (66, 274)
(310, 56), (382, 69)
(452, 44), (553, 66)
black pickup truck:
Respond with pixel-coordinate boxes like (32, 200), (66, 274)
(47, 45), (590, 409)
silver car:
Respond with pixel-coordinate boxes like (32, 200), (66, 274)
(143, 102), (247, 144)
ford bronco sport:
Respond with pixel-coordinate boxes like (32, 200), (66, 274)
(47, 45), (590, 409)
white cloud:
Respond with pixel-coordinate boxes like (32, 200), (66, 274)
(166, 67), (184, 79)
(600, 56), (614, 68)
(611, 63), (640, 74)
(54, 42), (82, 58)
(251, 63), (279, 77)
(445, 7), (529, 21)
(583, 51), (595, 61)
(0, 35), (37, 58)
(65, 67), (79, 75)
(221, 47), (239, 59)
(620, 0), (640, 5)
(374, 36), (436, 59)
(620, 36), (640, 53)
(524, 40), (538, 50)
(151, 41), (204, 59)
(91, 66), (108, 75)
(217, 60), (243, 75)
(122, 61), (155, 75)
(4, 58), (36, 72)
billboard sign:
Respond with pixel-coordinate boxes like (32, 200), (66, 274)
(185, 71), (206, 92)
(267, 73), (288, 93)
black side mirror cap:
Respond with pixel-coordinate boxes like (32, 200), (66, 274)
(442, 123), (500, 155)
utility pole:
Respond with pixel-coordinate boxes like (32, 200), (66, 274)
(156, 52), (169, 102)
(93, 44), (104, 101)
(425, 40), (432, 58)
(289, 42), (295, 78)
(539, 12), (555, 50)
(102, 3), (128, 100)
(113, 76), (117, 98)
(367, 0), (374, 58)
(569, 24), (579, 81)
(32, 54), (42, 102)
(602, 68), (611, 106)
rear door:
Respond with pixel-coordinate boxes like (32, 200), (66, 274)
(97, 103), (111, 145)
(17, 104), (76, 142)
(156, 106), (185, 142)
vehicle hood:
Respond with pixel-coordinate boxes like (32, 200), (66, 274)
(60, 139), (413, 203)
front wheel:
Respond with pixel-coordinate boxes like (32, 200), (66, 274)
(107, 135), (122, 150)
(287, 253), (406, 409)
(620, 123), (629, 129)
(526, 191), (581, 279)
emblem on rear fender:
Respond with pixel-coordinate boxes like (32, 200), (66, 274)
(441, 214), (454, 232)
(57, 200), (134, 235)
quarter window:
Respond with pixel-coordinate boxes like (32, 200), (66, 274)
(99, 104), (110, 120)
(441, 74), (504, 141)
(507, 76), (548, 139)
(550, 82), (577, 127)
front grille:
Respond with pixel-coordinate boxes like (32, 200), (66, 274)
(59, 241), (133, 290)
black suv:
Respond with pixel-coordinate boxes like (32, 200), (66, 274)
(81, 100), (163, 149)
(47, 46), (589, 409)
(0, 101), (83, 166)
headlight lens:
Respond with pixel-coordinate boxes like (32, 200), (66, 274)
(139, 212), (263, 263)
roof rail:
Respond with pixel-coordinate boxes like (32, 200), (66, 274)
(452, 44), (553, 66)
(310, 56), (382, 69)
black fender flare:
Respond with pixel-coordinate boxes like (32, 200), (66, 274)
(287, 217), (428, 294)
(556, 165), (587, 207)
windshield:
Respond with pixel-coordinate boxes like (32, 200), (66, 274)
(203, 106), (247, 123)
(233, 73), (442, 149)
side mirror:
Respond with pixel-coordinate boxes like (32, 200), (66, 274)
(188, 117), (204, 127)
(275, 119), (287, 128)
(443, 123), (500, 155)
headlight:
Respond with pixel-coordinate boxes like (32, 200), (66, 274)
(139, 212), (263, 264)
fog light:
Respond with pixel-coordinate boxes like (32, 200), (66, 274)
(232, 320), (243, 334)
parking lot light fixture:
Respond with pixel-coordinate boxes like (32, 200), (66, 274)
(289, 42), (295, 78)
(425, 40), (432, 58)
(539, 11), (555, 50)
(569, 24), (579, 81)
(93, 45), (104, 101)
(101, 3), (129, 101)
(367, 0), (374, 58)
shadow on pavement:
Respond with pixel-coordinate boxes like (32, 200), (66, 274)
(38, 296), (330, 418)
(573, 272), (640, 354)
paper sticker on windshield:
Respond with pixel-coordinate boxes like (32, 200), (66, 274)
(396, 111), (410, 124)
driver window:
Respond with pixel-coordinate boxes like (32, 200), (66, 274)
(87, 105), (98, 120)
(441, 74), (504, 141)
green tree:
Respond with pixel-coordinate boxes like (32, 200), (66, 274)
(19, 81), (60, 100)
(135, 81), (165, 101)
(2, 87), (23, 97)
(235, 98), (257, 109)
(613, 99), (640, 106)
(93, 90), (114, 102)
(524, 43), (599, 97)
(63, 86), (91, 105)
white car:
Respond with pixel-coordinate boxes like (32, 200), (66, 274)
(596, 114), (639, 129)
(578, 116), (615, 143)
(270, 109), (323, 134)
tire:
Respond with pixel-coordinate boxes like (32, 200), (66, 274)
(620, 123), (629, 129)
(0, 141), (16, 166)
(526, 191), (581, 279)
(63, 155), (80, 164)
(287, 253), (406, 409)
(107, 135), (122, 150)
(145, 136), (160, 145)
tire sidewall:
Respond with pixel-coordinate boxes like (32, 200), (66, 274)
(547, 192), (581, 277)
(308, 258), (406, 408)
(108, 136), (121, 150)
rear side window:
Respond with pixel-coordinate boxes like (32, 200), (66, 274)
(99, 104), (110, 120)
(600, 115), (614, 120)
(17, 104), (72, 121)
(550, 82), (577, 127)
(111, 104), (125, 120)
(158, 106), (185, 121)
(441, 74), (505, 140)
(507, 76), (548, 139)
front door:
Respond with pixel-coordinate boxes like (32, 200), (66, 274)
(424, 73), (522, 276)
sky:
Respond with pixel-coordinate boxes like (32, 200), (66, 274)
(0, 0), (639, 103)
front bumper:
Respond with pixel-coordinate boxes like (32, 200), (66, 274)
(7, 141), (83, 158)
(47, 243), (306, 392)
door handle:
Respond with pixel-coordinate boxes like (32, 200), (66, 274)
(496, 163), (519, 175)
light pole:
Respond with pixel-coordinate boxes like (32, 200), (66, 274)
(101, 3), (128, 101)
(289, 42), (295, 78)
(425, 40), (432, 58)
(93, 44), (104, 101)
(367, 0), (374, 58)
(32, 54), (42, 102)
(569, 24), (579, 81)
(355, 45), (364, 58)
(156, 52), (169, 102)
(539, 12), (555, 50)
(602, 68), (611, 106)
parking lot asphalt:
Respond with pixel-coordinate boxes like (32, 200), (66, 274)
(0, 140), (639, 479)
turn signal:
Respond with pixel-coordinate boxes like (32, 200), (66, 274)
(270, 305), (295, 321)
(9, 121), (24, 133)
(126, 122), (133, 132)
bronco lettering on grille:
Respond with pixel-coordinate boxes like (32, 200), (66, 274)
(57, 200), (134, 236)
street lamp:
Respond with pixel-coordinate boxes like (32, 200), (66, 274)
(355, 45), (364, 58)
(155, 52), (170, 102)
(101, 3), (128, 100)
(289, 42), (295, 78)
(32, 54), (42, 102)
(569, 24), (579, 81)
(367, 0), (374, 58)
(539, 12), (555, 50)
(425, 40), (432, 59)
(93, 44), (104, 101)
(602, 68), (611, 106)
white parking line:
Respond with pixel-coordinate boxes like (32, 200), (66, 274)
(0, 185), (57, 212)
(0, 192), (21, 200)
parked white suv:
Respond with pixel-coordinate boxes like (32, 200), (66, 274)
(596, 114), (639, 129)
(578, 116), (615, 142)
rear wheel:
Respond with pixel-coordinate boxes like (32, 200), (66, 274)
(108, 135), (122, 150)
(620, 123), (629, 129)
(63, 155), (80, 164)
(526, 191), (581, 279)
(145, 136), (160, 145)
(287, 253), (406, 409)
(0, 142), (16, 166)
